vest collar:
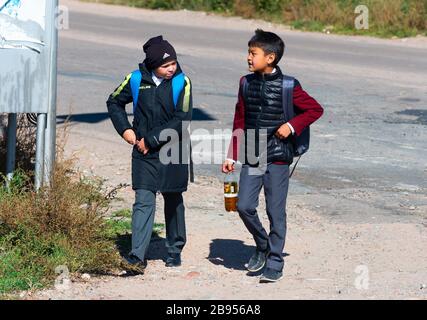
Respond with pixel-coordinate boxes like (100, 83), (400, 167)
(255, 66), (283, 81)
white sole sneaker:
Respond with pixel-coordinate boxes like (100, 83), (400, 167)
(245, 260), (266, 273)
(259, 275), (283, 283)
(259, 270), (283, 283)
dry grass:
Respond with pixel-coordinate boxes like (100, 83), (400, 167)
(0, 159), (125, 294)
(0, 118), (135, 295)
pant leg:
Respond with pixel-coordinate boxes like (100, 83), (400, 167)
(163, 192), (186, 254)
(263, 164), (290, 272)
(130, 189), (156, 261)
(236, 165), (268, 252)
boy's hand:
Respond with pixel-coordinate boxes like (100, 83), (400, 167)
(275, 123), (292, 139)
(136, 138), (149, 155)
(122, 129), (136, 145)
(222, 159), (235, 173)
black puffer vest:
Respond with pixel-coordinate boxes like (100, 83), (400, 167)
(242, 67), (294, 165)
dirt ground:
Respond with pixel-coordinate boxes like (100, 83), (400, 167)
(26, 129), (427, 300)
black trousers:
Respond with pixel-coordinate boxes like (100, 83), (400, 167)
(237, 164), (290, 272)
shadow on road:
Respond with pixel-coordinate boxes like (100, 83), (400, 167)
(115, 232), (167, 262)
(56, 108), (216, 125)
(207, 239), (291, 273)
(57, 112), (122, 124)
(113, 233), (167, 278)
(207, 239), (254, 271)
(146, 235), (168, 261)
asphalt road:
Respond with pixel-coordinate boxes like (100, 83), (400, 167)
(57, 0), (427, 223)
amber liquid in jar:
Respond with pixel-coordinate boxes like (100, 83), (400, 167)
(224, 181), (238, 212)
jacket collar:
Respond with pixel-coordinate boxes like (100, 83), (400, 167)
(138, 62), (183, 85)
(254, 66), (283, 81)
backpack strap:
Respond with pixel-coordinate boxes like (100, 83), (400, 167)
(172, 72), (186, 109)
(281, 75), (301, 178)
(172, 72), (194, 183)
(241, 76), (249, 106)
(282, 75), (295, 122)
(130, 70), (142, 113)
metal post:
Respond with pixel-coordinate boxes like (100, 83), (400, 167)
(43, 0), (58, 187)
(5, 113), (17, 187)
(35, 113), (46, 190)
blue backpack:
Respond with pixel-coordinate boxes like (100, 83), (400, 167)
(129, 70), (186, 112)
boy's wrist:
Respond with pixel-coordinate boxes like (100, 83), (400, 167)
(121, 127), (133, 136)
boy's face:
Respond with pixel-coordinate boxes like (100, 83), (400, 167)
(154, 60), (177, 79)
(247, 46), (276, 73)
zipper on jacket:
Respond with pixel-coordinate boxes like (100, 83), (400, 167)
(150, 85), (158, 131)
(254, 78), (266, 159)
(255, 78), (266, 128)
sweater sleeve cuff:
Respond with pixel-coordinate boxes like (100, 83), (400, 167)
(286, 122), (295, 135)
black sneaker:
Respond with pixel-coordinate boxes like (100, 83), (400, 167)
(245, 249), (267, 272)
(165, 253), (181, 267)
(260, 268), (283, 283)
(124, 254), (147, 275)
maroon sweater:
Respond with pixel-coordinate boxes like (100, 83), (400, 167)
(227, 76), (324, 162)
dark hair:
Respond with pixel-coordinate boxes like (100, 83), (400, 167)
(248, 29), (285, 66)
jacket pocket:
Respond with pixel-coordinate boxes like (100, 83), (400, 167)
(267, 135), (294, 163)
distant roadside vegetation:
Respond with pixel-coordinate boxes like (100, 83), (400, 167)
(82, 0), (427, 38)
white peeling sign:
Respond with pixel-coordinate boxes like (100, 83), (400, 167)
(0, 0), (46, 51)
(0, 0), (53, 113)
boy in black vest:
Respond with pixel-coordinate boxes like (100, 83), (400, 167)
(107, 36), (193, 273)
(222, 29), (323, 282)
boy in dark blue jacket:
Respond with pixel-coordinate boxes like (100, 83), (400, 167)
(107, 36), (193, 273)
